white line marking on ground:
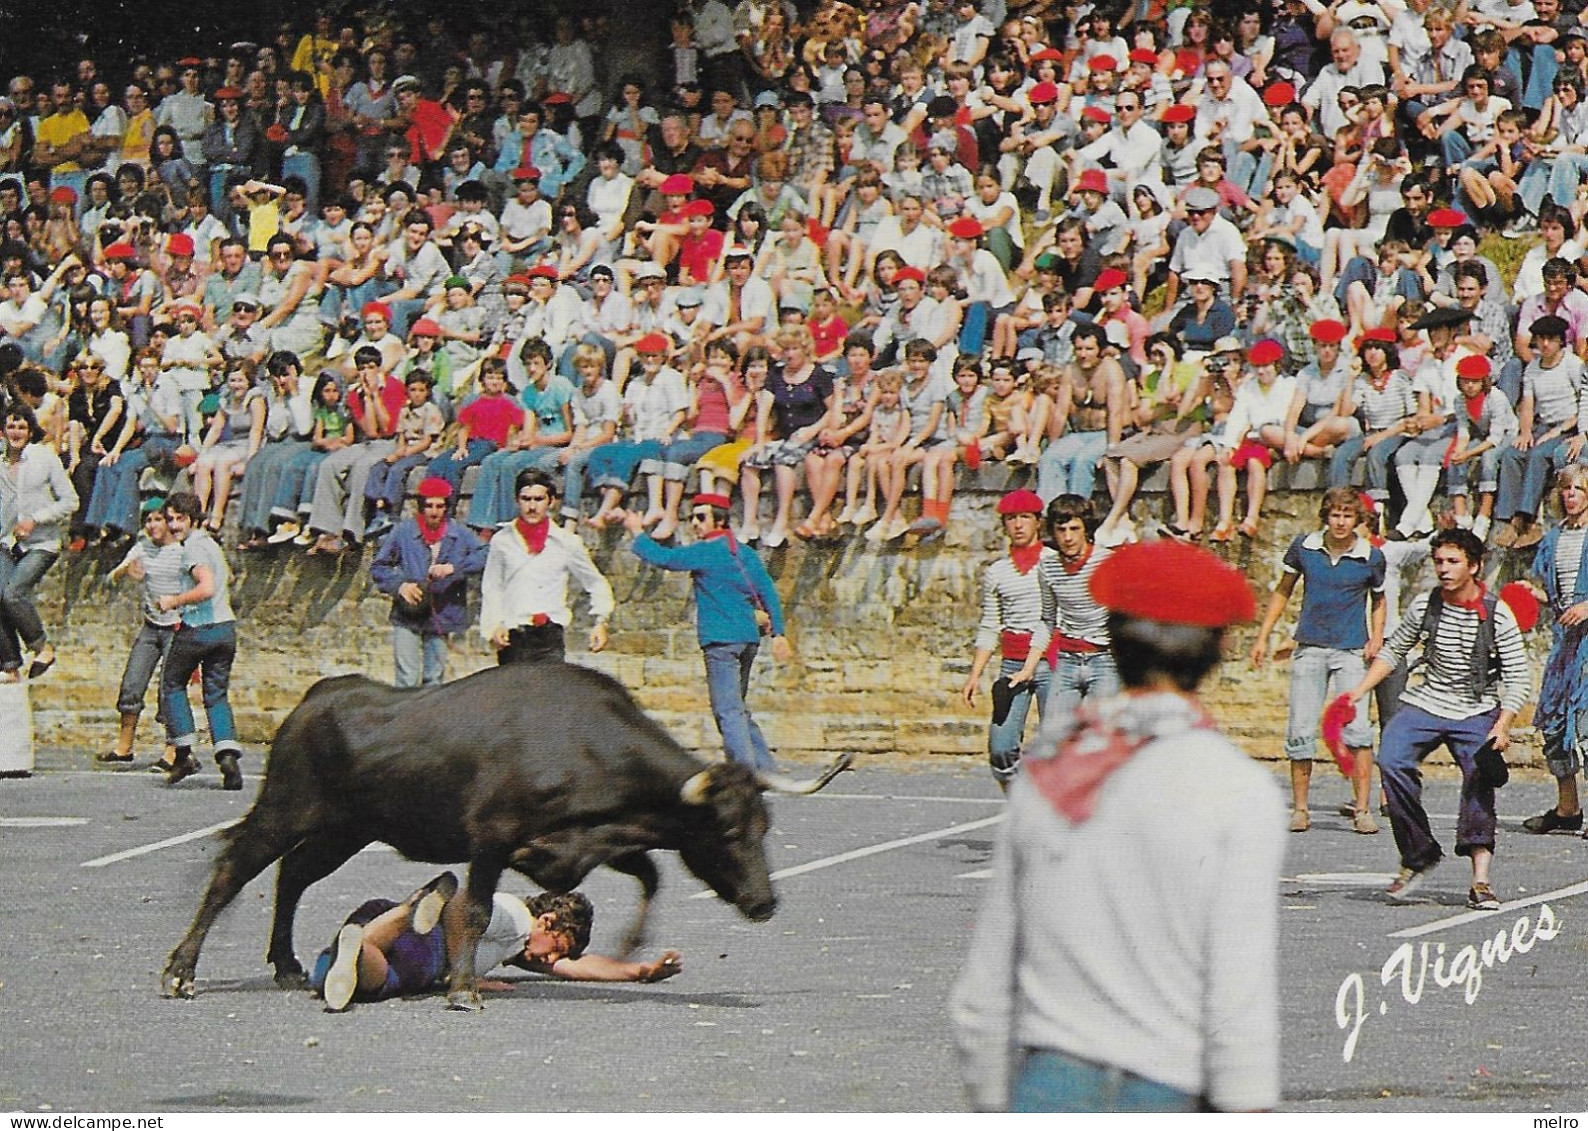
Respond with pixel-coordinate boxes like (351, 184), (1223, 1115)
(813, 793), (1004, 805)
(80, 819), (240, 868)
(1388, 877), (1588, 938)
(692, 814), (1005, 898)
(2, 817), (88, 827)
(958, 868), (994, 879)
(1289, 872), (1399, 886)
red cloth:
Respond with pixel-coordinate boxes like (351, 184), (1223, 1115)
(1232, 439), (1275, 469)
(417, 516), (447, 546)
(405, 98), (456, 164)
(1319, 694), (1358, 778)
(1447, 582), (1489, 619)
(1000, 629), (1033, 660)
(692, 372), (738, 435)
(701, 526), (739, 553)
(1009, 543), (1042, 574)
(515, 517), (549, 554)
(459, 393), (525, 448)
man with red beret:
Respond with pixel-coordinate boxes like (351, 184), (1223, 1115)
(1283, 320), (1358, 464)
(961, 488), (1056, 785)
(954, 540), (1283, 1113)
(1002, 80), (1072, 223)
(620, 492), (791, 773)
(368, 476), (488, 688)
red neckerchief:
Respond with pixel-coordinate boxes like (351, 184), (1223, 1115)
(1464, 392), (1487, 422)
(417, 515), (447, 546)
(1025, 691), (1219, 823)
(1446, 581), (1489, 619)
(1009, 542), (1042, 574)
(515, 517), (549, 554)
(1059, 544), (1093, 575)
(1367, 367), (1393, 392)
(701, 526), (738, 553)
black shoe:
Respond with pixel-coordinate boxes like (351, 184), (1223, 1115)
(165, 754), (201, 785)
(1522, 808), (1583, 834)
(216, 750), (243, 791)
(408, 871), (460, 934)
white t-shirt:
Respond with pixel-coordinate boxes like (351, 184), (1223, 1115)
(472, 893), (535, 975)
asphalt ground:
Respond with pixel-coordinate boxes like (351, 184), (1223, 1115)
(2, 756), (1587, 1113)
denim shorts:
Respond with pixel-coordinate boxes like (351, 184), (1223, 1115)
(1285, 644), (1371, 759)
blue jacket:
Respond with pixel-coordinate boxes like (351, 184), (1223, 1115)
(370, 518), (488, 636)
(1532, 523), (1588, 748)
(631, 532), (786, 646)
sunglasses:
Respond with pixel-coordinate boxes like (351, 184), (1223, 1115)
(233, 304), (258, 312)
(689, 511), (713, 521)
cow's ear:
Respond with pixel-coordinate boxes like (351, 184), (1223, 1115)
(680, 768), (713, 805)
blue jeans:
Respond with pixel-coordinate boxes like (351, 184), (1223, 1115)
(161, 621), (240, 753)
(1286, 645), (1370, 759)
(424, 438), (497, 493)
(465, 447), (562, 527)
(1495, 432), (1569, 521)
(392, 623), (448, 688)
(1036, 430), (1109, 502)
(1012, 1048), (1201, 1112)
(658, 431), (728, 480)
(364, 451), (433, 513)
(560, 447), (597, 518)
(1379, 704), (1499, 869)
(84, 435), (180, 535)
(989, 656), (1050, 784)
(588, 438), (665, 492)
(236, 437), (306, 535)
(271, 446), (332, 517)
(281, 151), (321, 215)
(0, 547), (58, 671)
(1545, 152), (1588, 215)
(1044, 650), (1118, 717)
(1446, 447), (1502, 497)
(1327, 432), (1405, 499)
(1510, 42), (1558, 111)
(702, 640), (777, 772)
(116, 620), (176, 723)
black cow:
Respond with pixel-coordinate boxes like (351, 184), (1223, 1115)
(162, 662), (852, 1010)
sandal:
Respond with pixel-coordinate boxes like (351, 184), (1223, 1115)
(1208, 523), (1234, 543)
(95, 750), (135, 764)
(27, 646), (55, 680)
(1238, 521), (1259, 540)
(793, 522), (819, 540)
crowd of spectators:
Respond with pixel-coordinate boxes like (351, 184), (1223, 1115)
(1, 0), (1585, 574)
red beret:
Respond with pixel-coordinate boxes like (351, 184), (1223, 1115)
(213, 86), (243, 101)
(1247, 338), (1284, 365)
(1128, 48), (1159, 65)
(504, 273), (532, 291)
(1309, 319), (1347, 343)
(996, 489), (1044, 515)
(947, 216), (984, 240)
(526, 265), (558, 279)
(1080, 105), (1111, 124)
(48, 186), (77, 205)
(1028, 49), (1065, 63)
(634, 332), (672, 354)
(692, 492), (732, 510)
(361, 301), (392, 321)
(416, 476), (453, 500)
(169, 302), (201, 320)
(265, 123), (289, 143)
(1028, 80), (1060, 105)
(682, 198), (715, 217)
(511, 165), (542, 182)
(1076, 168), (1109, 195)
(1358, 492), (1377, 516)
(1160, 104), (1195, 124)
(1093, 267), (1128, 293)
(177, 57), (203, 67)
(894, 266), (926, 285)
(1455, 354), (1492, 379)
(544, 92), (572, 105)
(166, 233), (195, 257)
(1360, 327), (1396, 344)
(1262, 81), (1297, 107)
(1090, 541), (1256, 626)
(410, 318), (441, 336)
(659, 173), (695, 195)
(1087, 53), (1119, 71)
(103, 242), (136, 261)
(1427, 208), (1468, 228)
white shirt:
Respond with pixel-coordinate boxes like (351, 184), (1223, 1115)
(479, 520), (615, 640)
(1077, 121), (1164, 185)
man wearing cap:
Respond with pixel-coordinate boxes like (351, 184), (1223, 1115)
(1165, 186), (1247, 310)
(963, 488), (1056, 785)
(1494, 315), (1584, 549)
(1343, 529), (1530, 910)
(369, 476), (488, 688)
(953, 540), (1282, 1113)
(619, 493), (789, 772)
(1000, 81), (1070, 223)
(203, 88), (261, 224)
(480, 468), (613, 665)
(199, 238), (262, 328)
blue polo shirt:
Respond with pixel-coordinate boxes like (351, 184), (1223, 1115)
(1280, 531), (1386, 650)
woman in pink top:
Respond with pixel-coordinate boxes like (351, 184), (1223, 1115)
(647, 339), (745, 541)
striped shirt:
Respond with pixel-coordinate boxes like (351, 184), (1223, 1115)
(1381, 590), (1530, 718)
(121, 538), (187, 627)
(1522, 355), (1583, 430)
(1036, 546), (1113, 649)
(1352, 372), (1416, 431)
(1554, 527), (1588, 614)
(976, 548), (1056, 655)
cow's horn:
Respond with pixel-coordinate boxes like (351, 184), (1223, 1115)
(754, 751), (855, 795)
(680, 769), (713, 805)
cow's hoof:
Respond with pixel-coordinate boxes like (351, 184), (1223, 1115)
(445, 990), (483, 1012)
(162, 971), (195, 999)
(273, 966), (309, 991)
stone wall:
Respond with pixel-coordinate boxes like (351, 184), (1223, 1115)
(29, 477), (1544, 767)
